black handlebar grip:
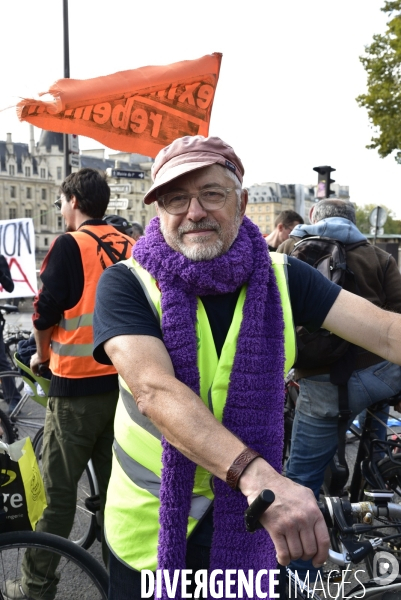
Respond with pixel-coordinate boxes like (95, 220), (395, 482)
(38, 362), (51, 377)
(317, 500), (334, 528)
(244, 489), (275, 533)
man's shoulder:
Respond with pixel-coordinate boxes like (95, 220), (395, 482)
(347, 240), (389, 262)
(42, 232), (79, 263)
(276, 237), (300, 254)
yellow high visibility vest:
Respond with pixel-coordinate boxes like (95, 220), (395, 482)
(105, 253), (296, 571)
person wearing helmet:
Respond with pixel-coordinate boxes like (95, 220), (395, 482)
(128, 221), (144, 241)
(103, 215), (143, 241)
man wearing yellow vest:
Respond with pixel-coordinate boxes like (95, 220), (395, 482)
(93, 136), (401, 600)
(4, 168), (133, 600)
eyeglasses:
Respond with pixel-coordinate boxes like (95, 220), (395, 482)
(157, 187), (235, 215)
(54, 199), (62, 210)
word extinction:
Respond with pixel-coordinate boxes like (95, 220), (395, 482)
(22, 82), (216, 141)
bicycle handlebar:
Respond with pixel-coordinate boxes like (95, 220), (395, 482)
(245, 489), (401, 567)
(0, 304), (19, 314)
(244, 489), (275, 532)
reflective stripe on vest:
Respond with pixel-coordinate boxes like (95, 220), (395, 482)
(49, 225), (133, 379)
(113, 439), (210, 520)
(58, 313), (93, 331)
(105, 255), (296, 571)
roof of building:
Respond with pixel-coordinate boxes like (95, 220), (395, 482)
(38, 131), (64, 152)
(0, 141), (38, 174)
(80, 155), (143, 172)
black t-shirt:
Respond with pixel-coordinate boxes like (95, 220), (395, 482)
(93, 256), (341, 545)
(93, 256), (341, 364)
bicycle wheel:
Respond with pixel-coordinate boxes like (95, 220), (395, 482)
(0, 530), (108, 599)
(32, 428), (97, 550)
(0, 408), (15, 444)
(0, 371), (46, 441)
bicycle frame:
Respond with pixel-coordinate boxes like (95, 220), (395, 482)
(348, 405), (401, 502)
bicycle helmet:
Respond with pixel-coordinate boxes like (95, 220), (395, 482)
(103, 214), (131, 235)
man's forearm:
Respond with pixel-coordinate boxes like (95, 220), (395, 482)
(104, 333), (330, 567)
(33, 326), (54, 362)
(323, 288), (401, 365)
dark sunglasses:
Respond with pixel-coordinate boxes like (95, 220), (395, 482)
(54, 199), (62, 210)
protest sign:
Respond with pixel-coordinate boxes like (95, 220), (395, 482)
(0, 219), (37, 299)
(17, 53), (222, 158)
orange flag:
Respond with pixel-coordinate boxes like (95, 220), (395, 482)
(17, 53), (222, 158)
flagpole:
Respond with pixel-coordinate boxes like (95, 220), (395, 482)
(63, 0), (71, 177)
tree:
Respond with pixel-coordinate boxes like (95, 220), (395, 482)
(355, 203), (401, 233)
(357, 1), (401, 163)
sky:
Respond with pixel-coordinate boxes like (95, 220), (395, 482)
(0, 0), (399, 215)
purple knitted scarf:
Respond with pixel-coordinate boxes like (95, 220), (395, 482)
(133, 216), (285, 599)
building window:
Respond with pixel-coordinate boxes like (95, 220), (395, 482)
(10, 186), (16, 199)
(41, 188), (47, 200)
(40, 210), (47, 225)
(141, 182), (145, 191)
(26, 187), (32, 199)
(25, 166), (31, 177)
(9, 165), (15, 176)
(141, 216), (146, 229)
(57, 167), (62, 180)
(44, 237), (49, 246)
(40, 168), (46, 179)
(25, 208), (32, 219)
(9, 208), (17, 219)
(57, 216), (63, 230)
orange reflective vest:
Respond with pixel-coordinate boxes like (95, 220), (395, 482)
(50, 224), (133, 379)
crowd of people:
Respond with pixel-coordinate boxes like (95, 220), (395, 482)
(2, 135), (401, 600)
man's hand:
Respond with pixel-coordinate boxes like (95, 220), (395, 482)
(240, 458), (330, 567)
(30, 352), (50, 376)
(31, 326), (54, 375)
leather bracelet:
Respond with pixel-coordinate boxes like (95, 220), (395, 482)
(226, 448), (261, 490)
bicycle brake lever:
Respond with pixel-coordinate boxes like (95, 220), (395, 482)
(244, 489), (275, 533)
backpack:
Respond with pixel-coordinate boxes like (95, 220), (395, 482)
(289, 236), (366, 369)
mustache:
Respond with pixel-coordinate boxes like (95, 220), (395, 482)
(177, 220), (220, 235)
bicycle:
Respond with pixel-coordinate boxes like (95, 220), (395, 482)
(246, 489), (401, 599)
(2, 357), (100, 550)
(283, 374), (401, 579)
(0, 304), (31, 372)
(0, 530), (108, 599)
(0, 365), (47, 441)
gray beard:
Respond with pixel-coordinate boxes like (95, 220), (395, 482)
(160, 212), (241, 261)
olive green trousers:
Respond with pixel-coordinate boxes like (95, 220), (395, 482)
(21, 389), (118, 599)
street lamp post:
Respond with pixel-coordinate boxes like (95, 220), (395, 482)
(63, 0), (71, 178)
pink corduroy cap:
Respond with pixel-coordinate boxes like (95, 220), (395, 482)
(143, 135), (245, 204)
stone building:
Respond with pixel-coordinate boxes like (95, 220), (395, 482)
(246, 182), (350, 234)
(0, 129), (155, 267)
